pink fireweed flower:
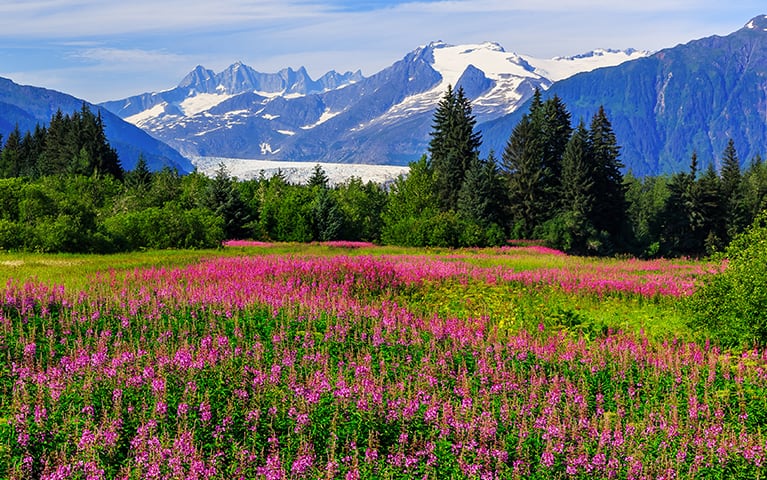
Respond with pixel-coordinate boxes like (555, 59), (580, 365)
(199, 401), (212, 423)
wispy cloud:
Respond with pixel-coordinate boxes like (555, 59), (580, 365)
(0, 0), (764, 102)
(71, 48), (189, 69)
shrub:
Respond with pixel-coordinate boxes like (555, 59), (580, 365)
(688, 211), (767, 347)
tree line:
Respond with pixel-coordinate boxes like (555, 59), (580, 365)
(0, 94), (765, 256)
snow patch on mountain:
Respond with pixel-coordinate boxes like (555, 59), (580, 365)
(524, 49), (648, 82)
(126, 103), (169, 126)
(301, 109), (341, 129)
(179, 93), (233, 116)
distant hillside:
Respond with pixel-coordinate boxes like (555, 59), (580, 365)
(480, 15), (767, 176)
(0, 77), (193, 172)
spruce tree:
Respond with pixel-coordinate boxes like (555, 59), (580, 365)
(457, 151), (506, 229)
(207, 163), (250, 240)
(0, 126), (22, 178)
(311, 188), (344, 241)
(91, 109), (123, 179)
(307, 164), (329, 189)
(557, 121), (596, 253)
(539, 94), (572, 208)
(428, 85), (482, 212)
(720, 138), (747, 241)
(744, 154), (767, 222)
(125, 154), (153, 190)
(588, 106), (626, 247)
(501, 111), (545, 238)
(39, 110), (68, 175)
(697, 162), (725, 254)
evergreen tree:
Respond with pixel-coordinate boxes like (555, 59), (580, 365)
(659, 154), (721, 257)
(428, 85), (482, 212)
(500, 89), (573, 239)
(457, 151), (506, 228)
(311, 188), (344, 241)
(206, 163), (250, 240)
(125, 154), (153, 190)
(588, 106), (627, 247)
(307, 164), (329, 189)
(720, 138), (747, 241)
(37, 105), (123, 179)
(555, 121), (596, 254)
(501, 112), (545, 238)
(539, 94), (573, 208)
(744, 154), (767, 222)
(697, 162), (725, 254)
(20, 126), (46, 178)
(39, 109), (69, 175)
(90, 108), (123, 179)
(0, 126), (23, 178)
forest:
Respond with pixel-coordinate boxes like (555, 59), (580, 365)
(0, 94), (765, 256)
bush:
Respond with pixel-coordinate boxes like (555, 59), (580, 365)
(0, 219), (25, 251)
(103, 204), (224, 251)
(689, 211), (767, 347)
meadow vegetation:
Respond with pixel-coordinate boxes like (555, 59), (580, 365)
(2, 242), (765, 479)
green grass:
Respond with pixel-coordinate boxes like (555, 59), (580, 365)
(402, 279), (690, 341)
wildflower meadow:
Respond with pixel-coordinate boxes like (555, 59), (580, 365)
(1, 244), (765, 479)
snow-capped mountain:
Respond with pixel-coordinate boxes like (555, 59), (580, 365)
(101, 42), (647, 166)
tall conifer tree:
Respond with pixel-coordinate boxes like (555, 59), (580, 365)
(501, 113), (545, 238)
(428, 85), (482, 212)
(557, 121), (596, 253)
(539, 94), (572, 208)
(588, 106), (626, 245)
(720, 138), (747, 241)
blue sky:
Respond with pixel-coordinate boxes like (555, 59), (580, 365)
(0, 0), (764, 103)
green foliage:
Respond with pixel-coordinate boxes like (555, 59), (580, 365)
(104, 203), (224, 250)
(689, 211), (767, 347)
(501, 105), (546, 238)
(205, 164), (250, 240)
(588, 105), (627, 246)
(456, 151), (507, 230)
(124, 154), (153, 190)
(311, 188), (343, 241)
(35, 105), (123, 180)
(624, 173), (669, 257)
(381, 155), (438, 245)
(334, 177), (387, 242)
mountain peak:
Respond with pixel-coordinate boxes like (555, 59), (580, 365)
(745, 15), (767, 31)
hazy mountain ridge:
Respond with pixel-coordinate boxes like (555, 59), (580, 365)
(0, 77), (193, 173)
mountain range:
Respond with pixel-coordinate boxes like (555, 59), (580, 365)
(99, 42), (647, 167)
(0, 78), (193, 173)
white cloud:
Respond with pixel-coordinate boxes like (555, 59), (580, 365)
(71, 48), (189, 68)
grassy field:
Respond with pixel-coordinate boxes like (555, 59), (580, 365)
(4, 243), (761, 479)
